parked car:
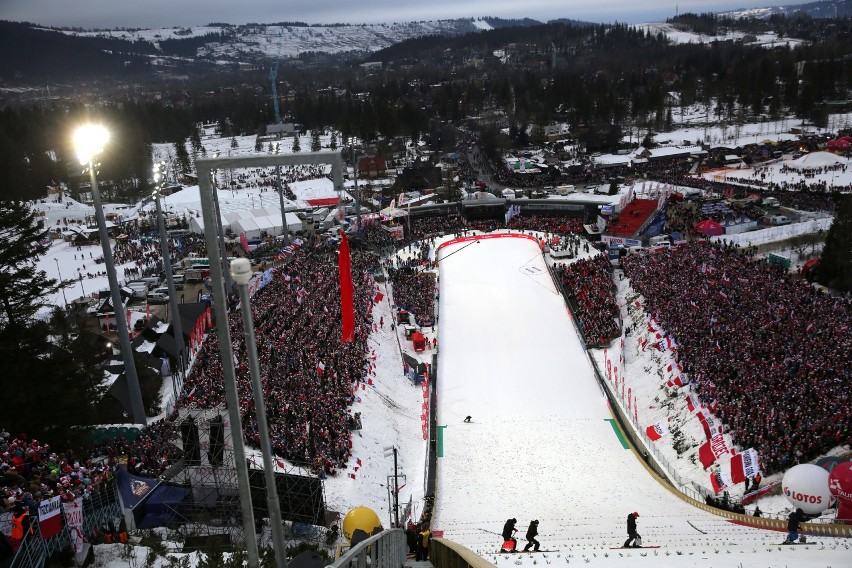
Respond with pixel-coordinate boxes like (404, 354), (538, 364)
(147, 291), (169, 304)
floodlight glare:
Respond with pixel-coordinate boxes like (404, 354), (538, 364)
(73, 124), (110, 165)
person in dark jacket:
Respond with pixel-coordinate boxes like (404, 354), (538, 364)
(522, 520), (540, 552)
(785, 508), (805, 543)
(623, 512), (640, 548)
(501, 518), (518, 551)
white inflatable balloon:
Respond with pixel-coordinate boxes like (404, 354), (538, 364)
(782, 464), (833, 514)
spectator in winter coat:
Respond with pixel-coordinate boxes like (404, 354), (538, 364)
(624, 512), (640, 548)
(416, 525), (431, 561)
(523, 520), (540, 552)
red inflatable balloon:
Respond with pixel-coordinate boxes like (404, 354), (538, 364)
(828, 461), (852, 522)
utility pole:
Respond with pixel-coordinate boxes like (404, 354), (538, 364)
(384, 446), (400, 527)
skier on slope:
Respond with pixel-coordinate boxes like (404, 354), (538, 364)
(522, 520), (540, 552)
(501, 518), (518, 551)
(623, 512), (640, 548)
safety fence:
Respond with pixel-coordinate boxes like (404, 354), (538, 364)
(6, 480), (121, 568)
(430, 537), (496, 568)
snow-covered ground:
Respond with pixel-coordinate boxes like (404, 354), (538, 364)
(634, 23), (807, 49)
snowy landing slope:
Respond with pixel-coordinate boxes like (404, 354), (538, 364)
(429, 233), (850, 566)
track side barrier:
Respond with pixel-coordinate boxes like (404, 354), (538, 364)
(430, 537), (497, 568)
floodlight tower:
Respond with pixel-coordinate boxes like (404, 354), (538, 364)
(74, 124), (146, 425)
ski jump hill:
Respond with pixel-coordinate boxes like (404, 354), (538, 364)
(429, 232), (849, 567)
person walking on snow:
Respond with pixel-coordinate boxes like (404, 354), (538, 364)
(502, 518), (519, 551)
(785, 508), (805, 544)
(624, 512), (640, 548)
(523, 520), (540, 552)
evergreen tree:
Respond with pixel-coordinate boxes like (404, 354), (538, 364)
(190, 127), (203, 154)
(0, 204), (104, 445)
(310, 129), (321, 152)
(230, 136), (238, 149)
(174, 138), (192, 176)
(0, 202), (58, 329)
(329, 131), (337, 150)
(816, 196), (852, 293)
(292, 132), (301, 153)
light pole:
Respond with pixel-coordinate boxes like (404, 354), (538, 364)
(231, 258), (287, 568)
(211, 154), (233, 290)
(54, 258), (68, 307)
(350, 141), (362, 231)
(275, 144), (290, 246)
(79, 273), (86, 298)
(153, 162), (187, 391)
(74, 124), (147, 426)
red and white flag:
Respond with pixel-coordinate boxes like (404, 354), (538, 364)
(373, 291), (384, 304)
(316, 361), (325, 374)
(63, 497), (85, 554)
(685, 394), (700, 413)
(698, 434), (729, 469)
(666, 375), (688, 388)
(646, 418), (671, 441)
(696, 408), (721, 440)
(710, 470), (732, 494)
(730, 448), (760, 485)
(38, 496), (63, 539)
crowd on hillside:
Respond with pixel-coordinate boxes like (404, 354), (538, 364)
(387, 241), (437, 327)
(554, 255), (621, 347)
(622, 242), (851, 474)
(1, 432), (114, 515)
(174, 241), (374, 475)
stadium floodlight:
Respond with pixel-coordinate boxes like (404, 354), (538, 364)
(73, 124), (109, 166)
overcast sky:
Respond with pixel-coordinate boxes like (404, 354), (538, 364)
(1, 1), (800, 29)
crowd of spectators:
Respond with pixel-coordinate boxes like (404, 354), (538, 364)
(387, 241), (437, 327)
(356, 223), (397, 249)
(508, 214), (585, 235)
(174, 240), (374, 475)
(622, 242), (851, 474)
(409, 216), (464, 239)
(1, 432), (113, 515)
(90, 421), (181, 478)
(554, 255), (621, 347)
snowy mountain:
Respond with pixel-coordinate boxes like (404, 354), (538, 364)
(59, 18), (511, 61)
(721, 0), (852, 19)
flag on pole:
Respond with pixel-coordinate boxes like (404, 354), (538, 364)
(339, 232), (354, 343)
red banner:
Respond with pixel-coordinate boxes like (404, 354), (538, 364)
(698, 434), (729, 469)
(730, 448), (759, 485)
(696, 408), (721, 440)
(37, 495), (62, 539)
(339, 233), (354, 343)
